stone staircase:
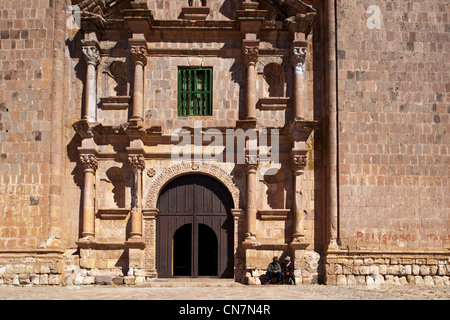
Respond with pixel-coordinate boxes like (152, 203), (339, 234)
(135, 278), (244, 288)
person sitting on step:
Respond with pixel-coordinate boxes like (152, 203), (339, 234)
(281, 256), (296, 285)
(264, 256), (282, 285)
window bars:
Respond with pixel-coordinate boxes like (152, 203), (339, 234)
(178, 67), (213, 116)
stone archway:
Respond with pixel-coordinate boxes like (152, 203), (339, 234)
(145, 162), (241, 209)
(142, 162), (241, 277)
(156, 174), (233, 278)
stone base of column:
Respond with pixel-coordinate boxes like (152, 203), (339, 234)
(79, 234), (95, 242)
(291, 234), (308, 245)
(236, 119), (257, 129)
(242, 234), (259, 247)
(129, 116), (144, 127)
(125, 237), (145, 246)
(327, 239), (340, 251)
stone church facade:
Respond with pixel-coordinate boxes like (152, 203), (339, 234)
(0, 0), (448, 286)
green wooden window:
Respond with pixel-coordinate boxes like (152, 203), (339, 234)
(178, 67), (213, 116)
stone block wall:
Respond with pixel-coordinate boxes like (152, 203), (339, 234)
(324, 253), (449, 286)
(0, 250), (64, 286)
(336, 0), (449, 251)
(0, 0), (57, 249)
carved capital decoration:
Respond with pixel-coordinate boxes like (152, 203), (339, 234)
(243, 45), (259, 67)
(291, 46), (307, 69)
(130, 45), (147, 66)
(128, 154), (145, 171)
(80, 154), (98, 172)
(82, 46), (100, 66)
(244, 154), (259, 173)
(291, 154), (307, 173)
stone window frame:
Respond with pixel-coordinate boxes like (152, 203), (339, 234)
(177, 66), (213, 117)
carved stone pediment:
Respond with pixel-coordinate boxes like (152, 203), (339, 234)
(258, 0), (316, 35)
(74, 0), (133, 21)
(281, 120), (318, 142)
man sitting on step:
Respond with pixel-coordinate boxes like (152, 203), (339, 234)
(264, 256), (282, 285)
(281, 256), (296, 285)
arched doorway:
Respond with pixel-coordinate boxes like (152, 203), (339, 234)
(156, 174), (234, 278)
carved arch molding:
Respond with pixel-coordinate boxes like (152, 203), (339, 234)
(144, 162), (241, 209)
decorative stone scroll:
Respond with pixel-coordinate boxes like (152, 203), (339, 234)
(144, 162), (240, 209)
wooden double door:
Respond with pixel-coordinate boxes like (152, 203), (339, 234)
(156, 174), (234, 278)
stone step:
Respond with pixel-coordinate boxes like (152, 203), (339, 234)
(135, 278), (244, 288)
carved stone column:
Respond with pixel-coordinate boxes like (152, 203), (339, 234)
(128, 154), (145, 240)
(143, 208), (158, 277)
(130, 43), (147, 126)
(325, 0), (339, 251)
(80, 154), (98, 240)
(82, 43), (100, 122)
(244, 154), (259, 243)
(291, 45), (307, 120)
(290, 151), (308, 243)
(243, 44), (259, 121)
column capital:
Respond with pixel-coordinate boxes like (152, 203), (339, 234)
(128, 154), (145, 171)
(243, 45), (259, 67)
(130, 44), (148, 66)
(244, 154), (259, 173)
(80, 154), (98, 172)
(290, 153), (307, 173)
(290, 46), (307, 68)
(82, 45), (100, 67)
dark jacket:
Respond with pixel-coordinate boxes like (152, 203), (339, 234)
(281, 261), (294, 274)
(267, 262), (281, 273)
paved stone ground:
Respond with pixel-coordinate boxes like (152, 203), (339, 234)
(0, 283), (448, 300)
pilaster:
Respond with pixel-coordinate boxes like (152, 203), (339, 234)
(290, 43), (308, 120)
(129, 41), (148, 127)
(127, 154), (145, 242)
(79, 153), (98, 241)
(123, 4), (153, 127)
(81, 40), (100, 123)
(243, 152), (259, 245)
(237, 4), (265, 122)
(290, 149), (308, 244)
(242, 43), (259, 121)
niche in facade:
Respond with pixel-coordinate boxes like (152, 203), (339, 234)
(100, 60), (130, 110)
(263, 63), (285, 97)
(257, 62), (289, 111)
(263, 168), (286, 209)
(103, 61), (128, 96)
(102, 167), (126, 209)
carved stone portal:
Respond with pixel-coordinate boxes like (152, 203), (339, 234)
(145, 162), (240, 209)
